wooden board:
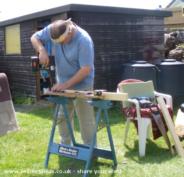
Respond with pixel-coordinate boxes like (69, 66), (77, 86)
(157, 96), (184, 157)
(44, 89), (128, 101)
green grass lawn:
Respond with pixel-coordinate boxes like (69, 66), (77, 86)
(1, 102), (184, 177)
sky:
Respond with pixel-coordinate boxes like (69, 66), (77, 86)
(0, 0), (172, 21)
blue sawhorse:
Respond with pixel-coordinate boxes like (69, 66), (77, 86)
(45, 96), (117, 177)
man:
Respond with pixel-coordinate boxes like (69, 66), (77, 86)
(31, 18), (96, 145)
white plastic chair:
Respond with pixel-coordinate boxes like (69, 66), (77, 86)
(117, 79), (173, 157)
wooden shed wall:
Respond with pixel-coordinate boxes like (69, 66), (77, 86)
(0, 21), (37, 97)
(70, 11), (165, 91)
(164, 8), (184, 31)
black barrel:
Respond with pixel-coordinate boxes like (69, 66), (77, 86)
(121, 61), (158, 88)
(157, 59), (184, 97)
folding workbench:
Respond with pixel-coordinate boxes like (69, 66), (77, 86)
(44, 90), (127, 177)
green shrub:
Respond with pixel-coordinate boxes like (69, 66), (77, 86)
(12, 96), (36, 105)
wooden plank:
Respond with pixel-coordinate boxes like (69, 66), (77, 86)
(44, 89), (128, 101)
(157, 96), (184, 157)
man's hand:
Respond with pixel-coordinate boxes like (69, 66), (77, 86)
(51, 66), (91, 92)
(51, 83), (69, 92)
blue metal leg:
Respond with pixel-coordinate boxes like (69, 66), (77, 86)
(83, 108), (102, 177)
(45, 104), (60, 168)
(103, 110), (117, 167)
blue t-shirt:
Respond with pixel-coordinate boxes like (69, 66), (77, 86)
(33, 24), (94, 90)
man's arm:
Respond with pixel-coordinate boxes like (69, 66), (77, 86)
(30, 35), (50, 66)
(51, 66), (91, 91)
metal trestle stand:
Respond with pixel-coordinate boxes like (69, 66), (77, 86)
(44, 96), (117, 177)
